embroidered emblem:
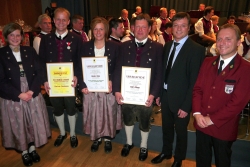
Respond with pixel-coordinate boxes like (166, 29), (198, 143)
(225, 84), (234, 94)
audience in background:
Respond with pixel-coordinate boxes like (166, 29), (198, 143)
(156, 7), (169, 34)
(108, 18), (124, 43)
(148, 19), (165, 45)
(195, 6), (216, 45)
(211, 15), (219, 34)
(198, 3), (205, 11)
(70, 14), (89, 42)
(119, 9), (130, 34)
(162, 21), (173, 44)
(33, 14), (52, 54)
(132, 6), (142, 18)
(121, 17), (136, 42)
(168, 9), (176, 21)
(228, 15), (236, 24)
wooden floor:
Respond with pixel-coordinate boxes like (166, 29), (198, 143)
(0, 128), (215, 167)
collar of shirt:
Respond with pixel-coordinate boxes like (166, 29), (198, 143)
(40, 31), (48, 35)
(130, 32), (134, 36)
(73, 28), (82, 34)
(110, 35), (120, 41)
(173, 35), (188, 51)
(219, 52), (237, 70)
(245, 36), (250, 45)
(55, 30), (68, 39)
(135, 38), (148, 45)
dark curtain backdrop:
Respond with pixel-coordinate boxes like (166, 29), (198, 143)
(51, 0), (250, 31)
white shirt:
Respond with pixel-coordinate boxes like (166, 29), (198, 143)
(164, 35), (189, 89)
(55, 30), (68, 39)
(243, 37), (250, 60)
(94, 46), (105, 57)
(33, 31), (47, 54)
(195, 17), (214, 36)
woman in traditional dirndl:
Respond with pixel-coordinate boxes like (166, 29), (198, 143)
(78, 17), (123, 153)
(0, 23), (51, 166)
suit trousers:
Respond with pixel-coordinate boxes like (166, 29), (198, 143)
(161, 90), (190, 161)
(196, 130), (234, 167)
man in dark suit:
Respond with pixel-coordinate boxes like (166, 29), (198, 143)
(192, 24), (250, 167)
(113, 13), (163, 161)
(151, 12), (205, 167)
(39, 7), (82, 148)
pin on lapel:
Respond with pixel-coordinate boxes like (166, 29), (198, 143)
(222, 71), (225, 75)
(149, 59), (152, 61)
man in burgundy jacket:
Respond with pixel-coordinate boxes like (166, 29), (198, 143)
(192, 24), (250, 167)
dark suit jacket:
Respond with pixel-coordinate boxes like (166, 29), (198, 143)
(0, 46), (42, 101)
(162, 38), (205, 113)
(193, 54), (250, 141)
(78, 40), (119, 90)
(113, 39), (163, 97)
(39, 32), (82, 83)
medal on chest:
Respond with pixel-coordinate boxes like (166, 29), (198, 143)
(66, 42), (72, 50)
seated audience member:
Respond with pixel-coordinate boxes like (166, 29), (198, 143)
(156, 7), (169, 34)
(241, 24), (250, 59)
(70, 14), (89, 42)
(168, 9), (176, 21)
(33, 14), (52, 54)
(132, 6), (142, 18)
(162, 21), (173, 44)
(211, 15), (219, 34)
(119, 9), (130, 34)
(108, 18), (124, 43)
(228, 15), (236, 24)
(121, 17), (136, 42)
(148, 19), (165, 46)
(198, 3), (205, 11)
(195, 6), (216, 45)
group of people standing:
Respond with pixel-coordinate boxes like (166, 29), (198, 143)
(0, 5), (250, 167)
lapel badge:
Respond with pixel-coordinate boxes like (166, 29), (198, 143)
(213, 61), (216, 65)
(222, 71), (225, 75)
(230, 65), (233, 69)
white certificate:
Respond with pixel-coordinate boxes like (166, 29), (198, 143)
(46, 62), (75, 97)
(82, 57), (109, 92)
(121, 66), (151, 105)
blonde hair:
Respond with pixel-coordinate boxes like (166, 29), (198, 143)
(54, 7), (70, 19)
(211, 15), (219, 21)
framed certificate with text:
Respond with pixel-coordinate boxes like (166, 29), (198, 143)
(81, 57), (109, 92)
(46, 63), (75, 97)
(121, 66), (151, 105)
